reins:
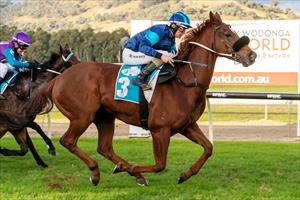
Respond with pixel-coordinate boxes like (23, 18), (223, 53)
(173, 59), (209, 90)
(173, 59), (208, 68)
(189, 41), (234, 59)
(35, 52), (74, 75)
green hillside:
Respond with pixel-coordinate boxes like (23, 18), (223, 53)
(0, 0), (299, 32)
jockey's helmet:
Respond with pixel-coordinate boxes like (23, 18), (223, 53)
(12, 32), (31, 47)
(168, 11), (191, 29)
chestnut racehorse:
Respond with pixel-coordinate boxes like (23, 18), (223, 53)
(23, 12), (256, 184)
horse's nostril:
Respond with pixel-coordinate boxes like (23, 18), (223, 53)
(249, 52), (257, 61)
(249, 51), (257, 61)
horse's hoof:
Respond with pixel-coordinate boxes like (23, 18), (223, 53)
(89, 176), (99, 186)
(48, 148), (56, 156)
(177, 173), (186, 184)
(113, 163), (122, 174)
(39, 162), (48, 168)
(136, 177), (148, 186)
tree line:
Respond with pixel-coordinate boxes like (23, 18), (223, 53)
(0, 25), (130, 63)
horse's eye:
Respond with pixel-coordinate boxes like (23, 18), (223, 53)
(225, 33), (232, 38)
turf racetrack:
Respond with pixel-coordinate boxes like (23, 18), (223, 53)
(0, 138), (299, 200)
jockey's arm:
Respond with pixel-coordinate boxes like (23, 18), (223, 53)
(3, 48), (29, 68)
(138, 30), (163, 59)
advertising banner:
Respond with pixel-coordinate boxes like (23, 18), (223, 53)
(213, 20), (299, 86)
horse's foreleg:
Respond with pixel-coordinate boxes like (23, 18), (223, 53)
(118, 128), (171, 175)
(94, 114), (147, 186)
(29, 122), (56, 156)
(179, 122), (213, 184)
(60, 119), (100, 186)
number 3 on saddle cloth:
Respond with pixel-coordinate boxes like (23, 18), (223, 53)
(0, 70), (19, 95)
(114, 64), (176, 130)
(114, 64), (160, 104)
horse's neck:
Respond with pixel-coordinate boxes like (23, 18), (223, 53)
(32, 72), (56, 90)
(183, 31), (217, 86)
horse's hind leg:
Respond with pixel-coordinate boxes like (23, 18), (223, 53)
(0, 129), (28, 156)
(29, 122), (56, 156)
(94, 112), (148, 186)
(178, 122), (213, 184)
(59, 119), (100, 186)
(1, 128), (48, 167)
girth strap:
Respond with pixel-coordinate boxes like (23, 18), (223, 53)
(139, 88), (149, 130)
(176, 78), (209, 90)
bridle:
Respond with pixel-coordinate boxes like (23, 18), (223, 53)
(189, 24), (250, 62)
(35, 51), (76, 75)
(176, 23), (250, 90)
(62, 51), (74, 62)
(62, 50), (75, 68)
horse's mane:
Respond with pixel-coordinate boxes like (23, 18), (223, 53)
(177, 19), (211, 60)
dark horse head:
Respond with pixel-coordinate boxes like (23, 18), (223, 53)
(40, 44), (80, 74)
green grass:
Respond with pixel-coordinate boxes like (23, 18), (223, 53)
(1, 138), (299, 200)
(200, 104), (298, 123)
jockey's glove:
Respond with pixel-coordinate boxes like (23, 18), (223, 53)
(19, 67), (30, 72)
(38, 65), (47, 72)
(28, 61), (39, 69)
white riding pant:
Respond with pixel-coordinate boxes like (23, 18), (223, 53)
(122, 48), (176, 66)
(0, 62), (15, 79)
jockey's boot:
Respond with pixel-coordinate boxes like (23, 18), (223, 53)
(132, 62), (157, 90)
(0, 77), (6, 100)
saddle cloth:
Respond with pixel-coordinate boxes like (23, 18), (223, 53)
(0, 70), (19, 94)
(114, 64), (160, 104)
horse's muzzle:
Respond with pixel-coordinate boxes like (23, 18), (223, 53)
(232, 36), (250, 52)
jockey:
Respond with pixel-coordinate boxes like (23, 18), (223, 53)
(122, 11), (192, 90)
(0, 32), (35, 100)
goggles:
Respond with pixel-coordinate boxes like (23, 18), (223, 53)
(18, 45), (28, 50)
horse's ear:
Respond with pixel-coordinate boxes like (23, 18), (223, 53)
(64, 44), (70, 50)
(209, 11), (221, 25)
(59, 45), (63, 54)
(209, 11), (215, 21)
(215, 12), (222, 22)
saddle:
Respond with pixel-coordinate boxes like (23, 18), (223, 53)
(156, 64), (177, 84)
(0, 70), (32, 100)
(0, 70), (19, 95)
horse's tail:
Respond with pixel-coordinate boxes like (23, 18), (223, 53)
(0, 110), (35, 131)
(21, 78), (56, 116)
